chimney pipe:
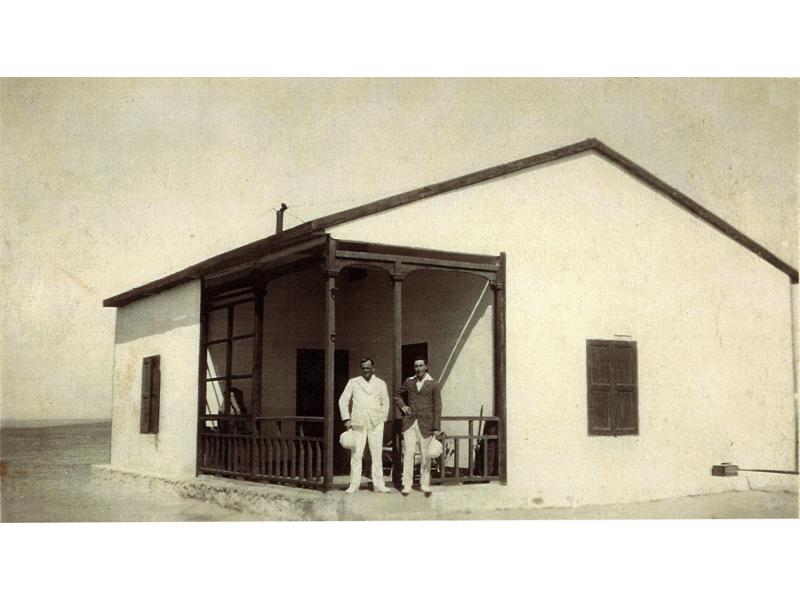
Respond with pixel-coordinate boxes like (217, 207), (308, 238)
(276, 203), (288, 233)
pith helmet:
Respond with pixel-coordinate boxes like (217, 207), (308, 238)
(428, 437), (443, 458)
(339, 430), (356, 450)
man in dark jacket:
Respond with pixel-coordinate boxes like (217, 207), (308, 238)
(394, 357), (442, 497)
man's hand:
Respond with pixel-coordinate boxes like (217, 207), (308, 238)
(344, 419), (352, 429)
(400, 405), (412, 416)
(431, 430), (442, 438)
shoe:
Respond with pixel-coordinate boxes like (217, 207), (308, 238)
(374, 486), (392, 493)
(345, 486), (358, 494)
(401, 488), (411, 497)
(422, 489), (432, 498)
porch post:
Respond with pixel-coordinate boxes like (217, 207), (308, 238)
(392, 265), (404, 389)
(195, 279), (208, 476)
(251, 278), (265, 474)
(324, 239), (338, 491)
(391, 264), (404, 488)
(492, 253), (508, 484)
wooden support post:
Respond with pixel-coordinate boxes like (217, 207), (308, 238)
(196, 280), (208, 476)
(251, 278), (265, 472)
(492, 253), (508, 484)
(391, 267), (404, 488)
(323, 238), (337, 491)
(392, 267), (404, 391)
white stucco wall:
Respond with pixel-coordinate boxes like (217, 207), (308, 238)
(110, 280), (201, 478)
(260, 267), (327, 416)
(329, 152), (797, 505)
(401, 269), (494, 449)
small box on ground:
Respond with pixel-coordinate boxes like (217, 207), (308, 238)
(711, 463), (739, 477)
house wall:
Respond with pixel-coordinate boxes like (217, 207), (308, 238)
(401, 269), (494, 444)
(260, 267), (326, 417)
(329, 152), (796, 505)
(110, 280), (201, 478)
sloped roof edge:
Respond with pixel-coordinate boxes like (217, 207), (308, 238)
(104, 138), (798, 307)
(304, 138), (797, 283)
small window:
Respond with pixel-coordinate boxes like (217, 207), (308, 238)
(140, 355), (161, 434)
(586, 340), (638, 436)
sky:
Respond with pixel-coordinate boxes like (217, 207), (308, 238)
(1, 78), (798, 422)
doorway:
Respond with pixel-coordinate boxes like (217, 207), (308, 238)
(296, 349), (350, 475)
(402, 342), (428, 380)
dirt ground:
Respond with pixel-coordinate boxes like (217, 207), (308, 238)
(1, 422), (796, 522)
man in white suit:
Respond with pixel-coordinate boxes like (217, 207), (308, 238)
(338, 358), (392, 494)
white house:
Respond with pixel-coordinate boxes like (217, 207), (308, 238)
(104, 139), (798, 507)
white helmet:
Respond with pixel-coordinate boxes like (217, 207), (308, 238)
(339, 430), (356, 450)
(428, 437), (443, 459)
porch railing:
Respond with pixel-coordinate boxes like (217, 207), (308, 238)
(432, 416), (500, 484)
(198, 416), (325, 488)
(199, 414), (500, 489)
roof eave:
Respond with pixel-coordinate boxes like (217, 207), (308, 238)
(104, 137), (798, 308)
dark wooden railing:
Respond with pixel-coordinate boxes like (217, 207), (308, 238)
(199, 414), (501, 489)
(198, 416), (325, 488)
(432, 416), (500, 484)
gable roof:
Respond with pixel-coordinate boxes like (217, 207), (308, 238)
(103, 138), (798, 307)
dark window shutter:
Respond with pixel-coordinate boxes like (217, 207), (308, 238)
(587, 340), (638, 436)
(587, 341), (613, 435)
(612, 342), (638, 434)
(140, 355), (161, 434)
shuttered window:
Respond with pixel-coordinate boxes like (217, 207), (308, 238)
(586, 340), (638, 436)
(140, 355), (161, 434)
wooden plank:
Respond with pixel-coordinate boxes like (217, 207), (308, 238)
(337, 240), (500, 266)
(323, 237), (336, 491)
(494, 253), (508, 484)
(453, 438), (460, 482)
(392, 270), (403, 391)
(315, 441), (322, 480)
(205, 374), (256, 383)
(289, 440), (296, 479)
(467, 420), (474, 477)
(256, 416), (325, 423)
(337, 250), (498, 275)
(297, 441), (304, 480)
(251, 279), (265, 472)
(441, 416), (498, 421)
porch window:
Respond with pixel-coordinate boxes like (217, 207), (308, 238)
(140, 355), (161, 434)
(586, 340), (638, 436)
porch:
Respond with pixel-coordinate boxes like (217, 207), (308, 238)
(195, 235), (506, 491)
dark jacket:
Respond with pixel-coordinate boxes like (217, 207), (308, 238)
(394, 376), (442, 435)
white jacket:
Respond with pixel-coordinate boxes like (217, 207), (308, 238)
(338, 375), (390, 428)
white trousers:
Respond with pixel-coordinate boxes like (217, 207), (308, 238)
(349, 422), (386, 489)
(402, 421), (433, 492)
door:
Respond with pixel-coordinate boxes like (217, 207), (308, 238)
(296, 349), (350, 475)
(402, 342), (428, 380)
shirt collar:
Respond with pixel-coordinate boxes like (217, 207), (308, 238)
(414, 373), (434, 384)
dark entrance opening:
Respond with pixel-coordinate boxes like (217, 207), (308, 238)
(402, 342), (428, 380)
(296, 349), (350, 475)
